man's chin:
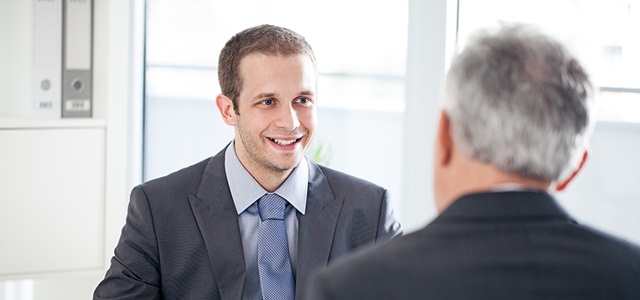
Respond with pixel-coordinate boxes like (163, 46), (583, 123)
(269, 155), (304, 172)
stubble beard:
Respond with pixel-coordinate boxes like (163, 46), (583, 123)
(236, 120), (304, 176)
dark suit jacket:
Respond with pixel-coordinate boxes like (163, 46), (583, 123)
(307, 191), (640, 300)
(94, 147), (402, 300)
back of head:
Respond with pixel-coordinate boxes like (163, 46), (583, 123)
(218, 24), (317, 111)
(443, 24), (594, 183)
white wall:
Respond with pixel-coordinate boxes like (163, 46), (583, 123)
(401, 0), (458, 232)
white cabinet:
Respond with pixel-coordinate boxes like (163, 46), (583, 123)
(0, 0), (108, 279)
(0, 0), (140, 298)
(0, 123), (105, 276)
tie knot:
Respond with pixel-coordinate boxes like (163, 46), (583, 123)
(258, 193), (287, 221)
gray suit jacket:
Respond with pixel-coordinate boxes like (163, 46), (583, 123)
(94, 146), (402, 299)
(307, 191), (640, 300)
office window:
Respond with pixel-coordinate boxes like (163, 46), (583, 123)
(144, 0), (408, 203)
(457, 0), (640, 123)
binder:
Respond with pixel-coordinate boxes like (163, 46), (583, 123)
(32, 0), (63, 118)
(62, 0), (93, 118)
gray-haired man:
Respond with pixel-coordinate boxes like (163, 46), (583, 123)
(306, 24), (640, 300)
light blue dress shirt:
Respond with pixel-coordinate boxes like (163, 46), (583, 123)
(224, 142), (308, 300)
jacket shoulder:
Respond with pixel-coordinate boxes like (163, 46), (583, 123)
(318, 164), (385, 195)
(143, 157), (211, 190)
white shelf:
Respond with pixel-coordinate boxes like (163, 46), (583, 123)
(0, 270), (104, 300)
(0, 115), (106, 130)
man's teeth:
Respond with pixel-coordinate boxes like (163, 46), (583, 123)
(271, 138), (299, 146)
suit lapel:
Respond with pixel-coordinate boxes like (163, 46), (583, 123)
(188, 150), (245, 300)
(296, 160), (343, 298)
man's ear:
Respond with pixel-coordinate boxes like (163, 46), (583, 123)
(216, 94), (237, 126)
(436, 110), (453, 167)
(555, 150), (588, 192)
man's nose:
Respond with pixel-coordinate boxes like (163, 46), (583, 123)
(275, 104), (300, 131)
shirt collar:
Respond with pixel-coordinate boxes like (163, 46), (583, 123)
(491, 183), (548, 193)
(225, 141), (308, 215)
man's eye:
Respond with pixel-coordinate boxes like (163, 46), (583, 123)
(262, 99), (274, 105)
(296, 97), (312, 105)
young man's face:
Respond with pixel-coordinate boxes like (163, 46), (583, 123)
(232, 53), (317, 178)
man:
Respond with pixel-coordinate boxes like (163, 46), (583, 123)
(306, 24), (640, 299)
(94, 24), (401, 300)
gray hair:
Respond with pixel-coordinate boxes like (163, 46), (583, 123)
(443, 24), (594, 182)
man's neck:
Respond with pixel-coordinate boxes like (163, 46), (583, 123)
(437, 157), (551, 212)
(237, 157), (292, 192)
(254, 170), (292, 193)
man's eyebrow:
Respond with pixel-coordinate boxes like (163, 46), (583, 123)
(251, 92), (277, 101)
(251, 91), (315, 101)
(300, 90), (315, 96)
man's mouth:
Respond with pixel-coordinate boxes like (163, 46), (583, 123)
(268, 137), (302, 146)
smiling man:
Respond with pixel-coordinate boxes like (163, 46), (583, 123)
(94, 24), (402, 300)
(218, 52), (318, 192)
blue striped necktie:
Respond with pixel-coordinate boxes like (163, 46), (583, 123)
(257, 193), (295, 300)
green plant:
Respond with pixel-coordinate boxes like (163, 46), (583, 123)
(307, 138), (333, 166)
